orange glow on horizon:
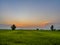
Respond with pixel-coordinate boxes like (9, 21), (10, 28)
(39, 21), (50, 27)
(5, 21), (50, 28)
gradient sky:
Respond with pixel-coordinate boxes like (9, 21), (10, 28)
(0, 0), (60, 29)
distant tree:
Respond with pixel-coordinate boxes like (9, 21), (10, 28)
(50, 25), (54, 31)
(36, 28), (39, 30)
(11, 24), (16, 30)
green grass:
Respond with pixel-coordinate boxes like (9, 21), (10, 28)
(0, 30), (60, 45)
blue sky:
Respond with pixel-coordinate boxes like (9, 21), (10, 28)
(0, 0), (60, 29)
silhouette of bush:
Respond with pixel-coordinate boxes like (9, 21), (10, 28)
(36, 28), (39, 30)
(11, 24), (16, 30)
(57, 29), (60, 31)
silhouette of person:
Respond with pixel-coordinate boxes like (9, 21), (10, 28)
(11, 24), (16, 30)
(50, 25), (54, 31)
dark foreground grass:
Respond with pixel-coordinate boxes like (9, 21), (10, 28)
(0, 30), (60, 45)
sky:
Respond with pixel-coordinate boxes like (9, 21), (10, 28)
(0, 0), (60, 29)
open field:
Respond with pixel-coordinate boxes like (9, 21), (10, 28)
(0, 30), (60, 45)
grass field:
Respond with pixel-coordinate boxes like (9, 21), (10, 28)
(0, 30), (60, 45)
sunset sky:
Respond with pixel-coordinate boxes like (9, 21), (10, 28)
(0, 0), (60, 29)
